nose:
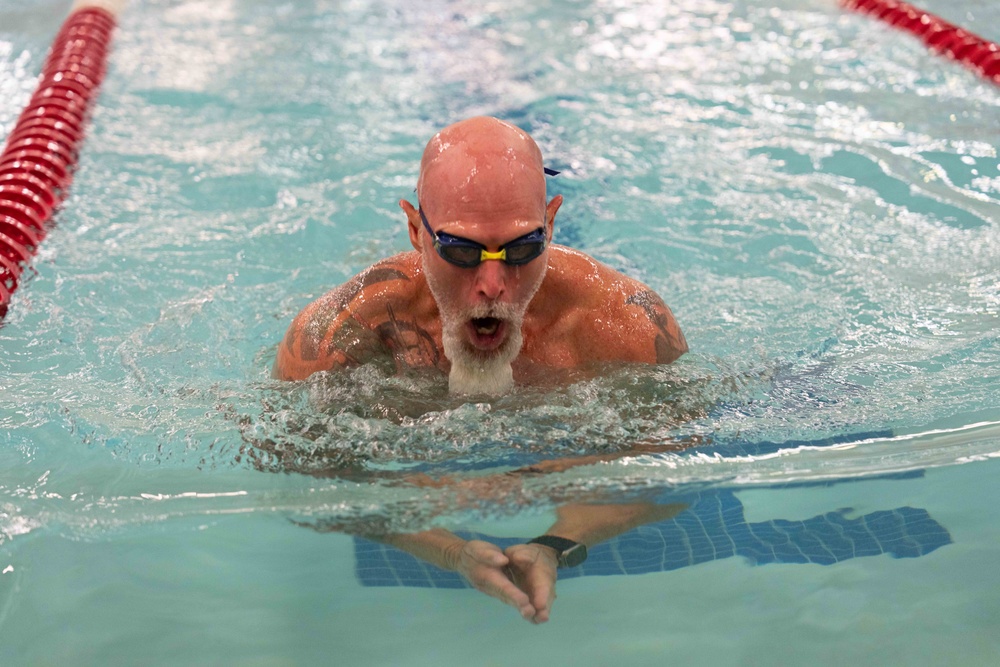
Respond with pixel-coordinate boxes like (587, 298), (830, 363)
(473, 259), (507, 302)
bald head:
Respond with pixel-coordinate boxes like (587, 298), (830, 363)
(416, 117), (548, 224)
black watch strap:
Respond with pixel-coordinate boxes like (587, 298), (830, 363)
(527, 535), (588, 568)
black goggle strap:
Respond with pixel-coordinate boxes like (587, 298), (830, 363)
(419, 207), (442, 248)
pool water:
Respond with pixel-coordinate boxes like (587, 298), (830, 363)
(2, 0), (999, 664)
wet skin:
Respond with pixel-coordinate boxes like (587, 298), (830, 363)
(272, 245), (687, 382)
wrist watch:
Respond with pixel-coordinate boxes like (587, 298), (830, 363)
(526, 535), (588, 568)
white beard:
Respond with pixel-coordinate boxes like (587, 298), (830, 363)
(425, 263), (545, 397)
(441, 322), (522, 396)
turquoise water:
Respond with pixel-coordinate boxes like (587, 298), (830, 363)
(2, 0), (999, 664)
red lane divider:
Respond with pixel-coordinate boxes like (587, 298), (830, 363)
(0, 6), (117, 319)
(841, 0), (1000, 85)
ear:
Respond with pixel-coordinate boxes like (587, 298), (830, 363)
(400, 199), (422, 251)
(544, 195), (563, 242)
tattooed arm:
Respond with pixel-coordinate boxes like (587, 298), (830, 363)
(574, 258), (686, 365)
(273, 254), (439, 380)
(623, 288), (688, 364)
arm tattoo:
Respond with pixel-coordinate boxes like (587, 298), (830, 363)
(375, 304), (440, 369)
(291, 264), (412, 364)
(335, 266), (411, 310)
(323, 313), (386, 367)
(625, 290), (687, 363)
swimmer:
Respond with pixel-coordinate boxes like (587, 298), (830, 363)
(273, 115), (686, 392)
(274, 116), (688, 623)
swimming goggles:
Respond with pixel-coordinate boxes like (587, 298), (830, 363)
(419, 207), (547, 268)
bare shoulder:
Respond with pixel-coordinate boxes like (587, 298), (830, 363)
(544, 246), (688, 365)
(273, 252), (426, 380)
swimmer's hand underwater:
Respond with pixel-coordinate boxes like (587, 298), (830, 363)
(452, 539), (559, 624)
(384, 529), (558, 623)
(383, 500), (686, 624)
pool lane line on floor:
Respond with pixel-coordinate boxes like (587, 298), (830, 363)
(0, 0), (126, 320)
(841, 0), (1000, 85)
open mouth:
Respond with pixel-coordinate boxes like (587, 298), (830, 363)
(468, 316), (506, 349)
(473, 317), (500, 335)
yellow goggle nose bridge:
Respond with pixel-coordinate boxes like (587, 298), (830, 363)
(480, 248), (507, 262)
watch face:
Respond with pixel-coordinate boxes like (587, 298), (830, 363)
(528, 536), (589, 568)
(559, 542), (588, 568)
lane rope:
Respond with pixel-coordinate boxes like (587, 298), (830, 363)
(0, 1), (125, 319)
(841, 0), (1000, 85)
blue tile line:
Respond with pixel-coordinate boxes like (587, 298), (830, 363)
(353, 487), (952, 588)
